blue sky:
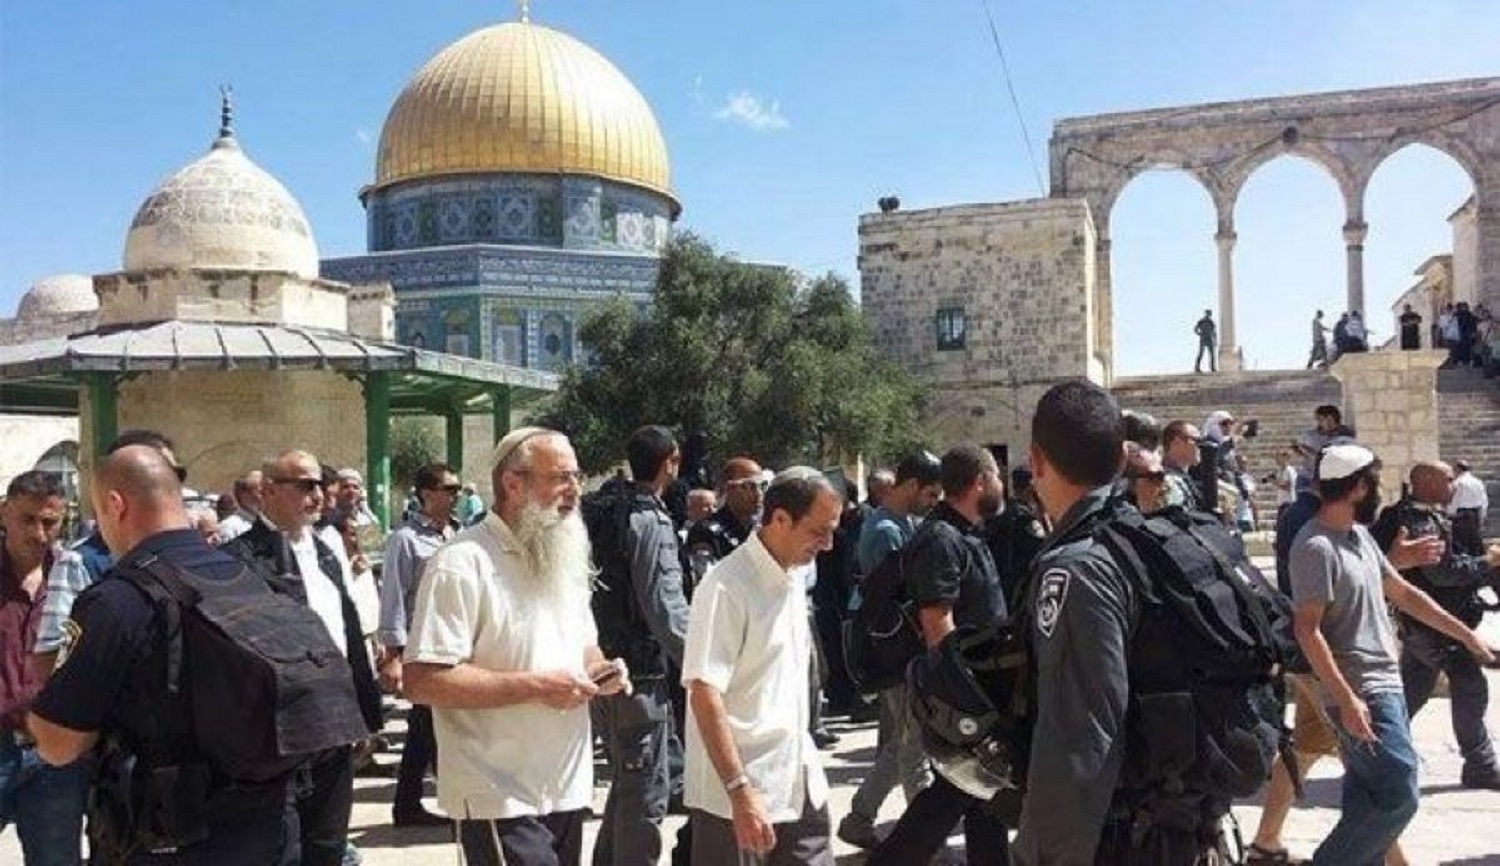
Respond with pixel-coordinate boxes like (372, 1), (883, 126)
(1, 1), (1494, 374)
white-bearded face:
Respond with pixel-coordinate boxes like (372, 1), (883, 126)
(511, 491), (595, 605)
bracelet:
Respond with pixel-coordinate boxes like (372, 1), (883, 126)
(723, 773), (751, 794)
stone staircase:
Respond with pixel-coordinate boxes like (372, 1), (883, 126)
(1111, 370), (1344, 527)
(1436, 367), (1500, 540)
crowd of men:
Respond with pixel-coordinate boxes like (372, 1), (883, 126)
(0, 378), (1497, 865)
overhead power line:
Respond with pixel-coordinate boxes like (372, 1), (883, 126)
(979, 0), (1046, 196)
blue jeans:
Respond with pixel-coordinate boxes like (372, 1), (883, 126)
(1313, 691), (1420, 866)
(0, 736), (90, 866)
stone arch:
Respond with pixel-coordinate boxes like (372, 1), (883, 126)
(1221, 139), (1362, 223)
(1049, 78), (1500, 374)
(1088, 148), (1220, 225)
(1362, 141), (1479, 326)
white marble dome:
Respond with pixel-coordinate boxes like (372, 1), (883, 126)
(122, 131), (319, 279)
(16, 273), (97, 321)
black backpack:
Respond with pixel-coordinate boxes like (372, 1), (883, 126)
(117, 553), (370, 783)
(843, 519), (949, 693)
(582, 489), (664, 677)
(1095, 506), (1296, 806)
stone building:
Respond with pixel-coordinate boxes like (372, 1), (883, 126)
(863, 77), (1499, 442)
(0, 102), (554, 524)
(321, 12), (679, 373)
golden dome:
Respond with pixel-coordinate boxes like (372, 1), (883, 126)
(375, 21), (677, 212)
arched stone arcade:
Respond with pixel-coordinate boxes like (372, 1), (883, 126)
(1051, 77), (1500, 374)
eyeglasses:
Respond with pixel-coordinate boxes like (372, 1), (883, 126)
(515, 469), (586, 487)
(725, 478), (769, 493)
(272, 477), (321, 493)
(1126, 471), (1166, 482)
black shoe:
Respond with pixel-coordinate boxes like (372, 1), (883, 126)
(1461, 764), (1500, 790)
(812, 728), (840, 750)
(393, 807), (450, 827)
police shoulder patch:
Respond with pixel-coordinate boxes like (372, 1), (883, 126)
(1035, 569), (1071, 639)
(55, 618), (83, 669)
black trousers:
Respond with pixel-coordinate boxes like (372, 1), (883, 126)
(867, 775), (1011, 866)
(295, 746), (354, 866)
(394, 703), (437, 813)
(1402, 625), (1496, 771)
(459, 809), (586, 866)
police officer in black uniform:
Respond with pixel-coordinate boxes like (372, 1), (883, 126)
(1015, 381), (1224, 865)
(30, 446), (298, 864)
(683, 456), (764, 591)
(1370, 460), (1500, 790)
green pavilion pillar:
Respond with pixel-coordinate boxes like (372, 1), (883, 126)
(491, 386), (512, 442)
(85, 372), (118, 458)
(445, 409), (465, 472)
(364, 372), (391, 530)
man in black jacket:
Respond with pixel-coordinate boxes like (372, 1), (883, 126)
(869, 444), (1010, 866)
(1371, 461), (1500, 790)
(223, 450), (382, 866)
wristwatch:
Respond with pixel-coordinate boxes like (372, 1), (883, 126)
(723, 773), (751, 794)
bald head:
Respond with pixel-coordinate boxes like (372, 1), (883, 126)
(1409, 461), (1455, 506)
(97, 445), (184, 503)
(92, 445), (191, 555)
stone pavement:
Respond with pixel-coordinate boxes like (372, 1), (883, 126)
(7, 616), (1499, 864)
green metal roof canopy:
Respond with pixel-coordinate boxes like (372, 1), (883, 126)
(0, 321), (559, 527)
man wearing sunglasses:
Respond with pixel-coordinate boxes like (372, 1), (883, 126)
(684, 457), (767, 591)
(222, 450), (382, 866)
(378, 462), (461, 827)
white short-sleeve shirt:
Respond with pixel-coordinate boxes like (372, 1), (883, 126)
(681, 533), (828, 823)
(404, 512), (597, 820)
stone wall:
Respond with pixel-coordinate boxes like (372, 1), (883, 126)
(94, 269), (351, 332)
(0, 415), (79, 486)
(113, 370), (367, 496)
(1331, 350), (1445, 501)
(859, 198), (1097, 457)
(1451, 197), (1479, 306)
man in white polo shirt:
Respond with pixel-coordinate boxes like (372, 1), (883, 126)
(683, 466), (840, 864)
(404, 427), (632, 866)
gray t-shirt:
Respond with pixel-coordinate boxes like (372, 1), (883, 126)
(1288, 520), (1403, 697)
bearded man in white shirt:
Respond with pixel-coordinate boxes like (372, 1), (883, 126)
(403, 427), (631, 866)
(682, 466), (841, 865)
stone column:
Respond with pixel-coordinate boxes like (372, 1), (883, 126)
(1344, 220), (1369, 314)
(1215, 229), (1241, 371)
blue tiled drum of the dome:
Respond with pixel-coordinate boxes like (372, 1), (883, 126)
(366, 175), (671, 254)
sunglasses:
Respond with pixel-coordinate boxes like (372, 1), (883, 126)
(273, 477), (321, 493)
(430, 483), (463, 494)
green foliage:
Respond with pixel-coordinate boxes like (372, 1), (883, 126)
(536, 233), (926, 473)
(390, 417), (443, 492)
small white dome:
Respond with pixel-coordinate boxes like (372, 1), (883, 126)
(122, 132), (319, 279)
(17, 273), (98, 321)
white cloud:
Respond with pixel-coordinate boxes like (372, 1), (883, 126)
(354, 127), (372, 146)
(713, 91), (789, 131)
